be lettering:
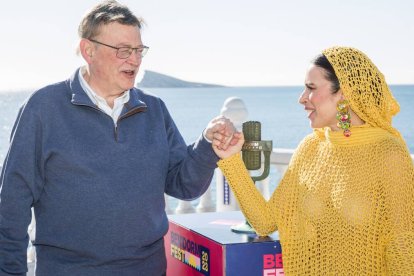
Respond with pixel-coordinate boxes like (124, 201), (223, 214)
(263, 254), (284, 276)
(263, 254), (283, 268)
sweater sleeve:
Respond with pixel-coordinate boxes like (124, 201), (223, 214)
(0, 102), (44, 275)
(383, 148), (414, 274)
(218, 153), (278, 236)
(161, 101), (219, 200)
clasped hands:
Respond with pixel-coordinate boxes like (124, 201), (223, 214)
(204, 116), (244, 159)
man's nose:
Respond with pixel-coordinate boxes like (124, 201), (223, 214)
(126, 50), (142, 64)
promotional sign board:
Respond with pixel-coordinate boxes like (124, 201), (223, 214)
(165, 211), (284, 276)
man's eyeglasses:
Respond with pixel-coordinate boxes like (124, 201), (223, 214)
(89, 39), (149, 59)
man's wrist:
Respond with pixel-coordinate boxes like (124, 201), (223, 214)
(203, 129), (212, 143)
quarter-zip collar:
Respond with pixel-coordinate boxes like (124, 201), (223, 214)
(68, 68), (148, 118)
(119, 88), (148, 120)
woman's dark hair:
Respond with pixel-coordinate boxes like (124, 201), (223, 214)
(312, 54), (340, 93)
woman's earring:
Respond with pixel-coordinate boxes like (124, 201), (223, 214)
(336, 100), (351, 137)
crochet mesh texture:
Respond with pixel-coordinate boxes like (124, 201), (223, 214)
(218, 127), (414, 275)
(322, 46), (402, 139)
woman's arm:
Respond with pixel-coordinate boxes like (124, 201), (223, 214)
(383, 146), (414, 274)
(217, 153), (279, 236)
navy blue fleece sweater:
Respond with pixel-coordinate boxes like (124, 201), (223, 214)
(0, 69), (219, 275)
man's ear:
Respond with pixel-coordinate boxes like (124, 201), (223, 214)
(79, 39), (94, 63)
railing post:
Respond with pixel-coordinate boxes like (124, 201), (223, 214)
(175, 200), (196, 214)
(164, 194), (174, 214)
(215, 97), (248, 212)
(196, 185), (215, 213)
(27, 208), (36, 263)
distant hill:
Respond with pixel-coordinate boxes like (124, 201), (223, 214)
(137, 70), (224, 88)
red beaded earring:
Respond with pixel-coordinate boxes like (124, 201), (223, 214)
(336, 100), (351, 137)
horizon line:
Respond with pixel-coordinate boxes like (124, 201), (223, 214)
(1, 83), (414, 93)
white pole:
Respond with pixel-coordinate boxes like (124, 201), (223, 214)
(175, 200), (196, 214)
(215, 97), (248, 212)
(196, 184), (215, 213)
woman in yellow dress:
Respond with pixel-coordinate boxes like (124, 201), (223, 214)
(213, 46), (414, 275)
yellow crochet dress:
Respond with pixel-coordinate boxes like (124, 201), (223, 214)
(218, 125), (414, 275)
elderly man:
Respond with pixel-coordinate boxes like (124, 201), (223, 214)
(0, 1), (236, 275)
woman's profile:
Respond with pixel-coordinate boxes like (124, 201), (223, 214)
(213, 46), (414, 275)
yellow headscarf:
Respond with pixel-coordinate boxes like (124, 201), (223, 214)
(322, 46), (402, 139)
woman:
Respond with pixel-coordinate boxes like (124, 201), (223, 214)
(213, 46), (414, 275)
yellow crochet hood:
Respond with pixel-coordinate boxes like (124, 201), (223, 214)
(322, 46), (402, 138)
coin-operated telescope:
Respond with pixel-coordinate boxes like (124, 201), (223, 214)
(231, 121), (273, 234)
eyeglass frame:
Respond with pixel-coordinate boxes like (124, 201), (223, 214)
(88, 39), (149, 59)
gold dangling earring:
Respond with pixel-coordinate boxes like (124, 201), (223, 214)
(336, 100), (351, 137)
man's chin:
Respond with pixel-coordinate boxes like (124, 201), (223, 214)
(121, 81), (136, 90)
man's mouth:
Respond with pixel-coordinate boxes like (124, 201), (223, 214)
(122, 70), (135, 76)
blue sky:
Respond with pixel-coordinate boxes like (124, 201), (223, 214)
(1, 0), (413, 90)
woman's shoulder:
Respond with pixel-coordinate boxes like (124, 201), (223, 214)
(295, 132), (321, 151)
(287, 132), (321, 165)
(376, 133), (413, 162)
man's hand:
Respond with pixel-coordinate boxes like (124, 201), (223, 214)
(212, 131), (244, 159)
(204, 116), (244, 159)
(204, 116), (235, 148)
